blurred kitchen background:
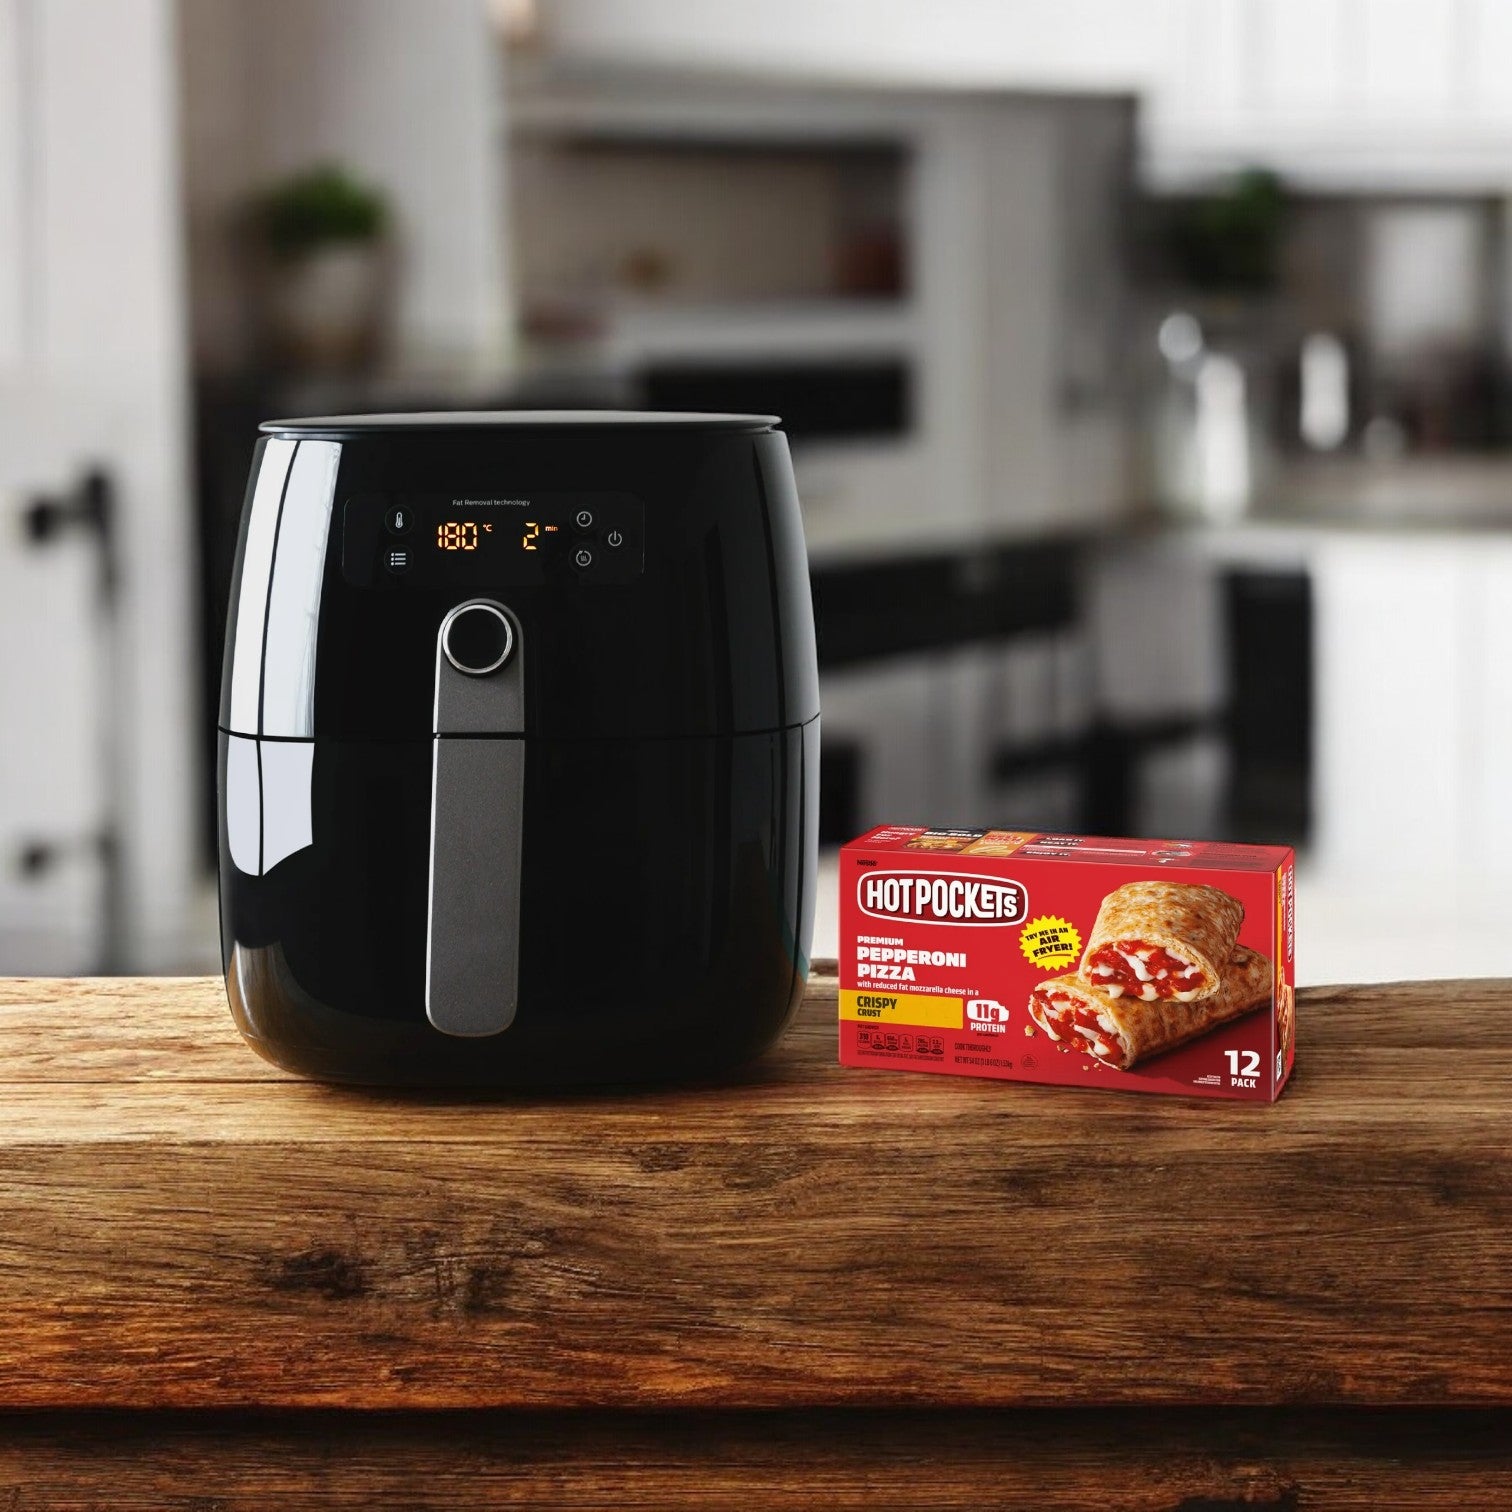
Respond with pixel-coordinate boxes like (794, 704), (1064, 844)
(4, 0), (1512, 982)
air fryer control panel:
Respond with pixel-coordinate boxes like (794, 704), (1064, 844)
(341, 493), (645, 588)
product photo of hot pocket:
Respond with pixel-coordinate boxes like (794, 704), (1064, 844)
(1028, 945), (1273, 1070)
(1079, 880), (1244, 1002)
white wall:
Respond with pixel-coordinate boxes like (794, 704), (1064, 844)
(0, 3), (23, 370)
(179, 0), (510, 376)
(0, 0), (196, 971)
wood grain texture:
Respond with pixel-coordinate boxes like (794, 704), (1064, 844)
(0, 968), (1506, 1411)
(0, 1408), (1506, 1510)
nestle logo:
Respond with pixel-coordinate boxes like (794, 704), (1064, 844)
(857, 871), (1027, 926)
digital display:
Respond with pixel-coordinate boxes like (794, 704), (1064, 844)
(438, 521), (479, 550)
(434, 519), (564, 553)
(343, 492), (645, 588)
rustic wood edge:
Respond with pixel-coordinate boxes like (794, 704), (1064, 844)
(0, 1407), (1505, 1510)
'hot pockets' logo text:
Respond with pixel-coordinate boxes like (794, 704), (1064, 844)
(857, 872), (1027, 926)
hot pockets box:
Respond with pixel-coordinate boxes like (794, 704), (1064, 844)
(839, 827), (1296, 1101)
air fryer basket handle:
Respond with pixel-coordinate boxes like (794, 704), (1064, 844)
(426, 601), (525, 1037)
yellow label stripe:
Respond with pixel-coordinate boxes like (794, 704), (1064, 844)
(840, 990), (963, 1029)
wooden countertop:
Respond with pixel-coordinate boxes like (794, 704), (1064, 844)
(0, 966), (1506, 1413)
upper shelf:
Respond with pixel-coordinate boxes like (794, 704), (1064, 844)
(510, 116), (912, 333)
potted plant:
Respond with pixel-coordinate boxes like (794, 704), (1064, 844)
(248, 164), (391, 372)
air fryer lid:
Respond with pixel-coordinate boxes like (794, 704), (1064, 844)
(260, 410), (781, 437)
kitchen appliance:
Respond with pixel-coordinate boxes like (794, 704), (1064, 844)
(218, 412), (819, 1084)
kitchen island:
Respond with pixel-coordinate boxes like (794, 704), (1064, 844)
(0, 968), (1504, 1506)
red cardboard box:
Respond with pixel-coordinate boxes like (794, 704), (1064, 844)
(839, 827), (1296, 1101)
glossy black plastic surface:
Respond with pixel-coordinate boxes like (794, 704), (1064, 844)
(220, 723), (817, 1085)
(221, 416), (819, 741)
(218, 413), (819, 1085)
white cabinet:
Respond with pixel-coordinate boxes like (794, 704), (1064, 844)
(1302, 531), (1512, 977)
(1310, 538), (1475, 886)
(1151, 0), (1512, 188)
(1196, 526), (1512, 895)
(1454, 542), (1512, 885)
(540, 0), (1512, 191)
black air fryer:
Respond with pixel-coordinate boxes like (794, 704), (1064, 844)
(217, 412), (819, 1084)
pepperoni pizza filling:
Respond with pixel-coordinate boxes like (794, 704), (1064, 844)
(1027, 988), (1126, 1068)
(1084, 940), (1207, 1002)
